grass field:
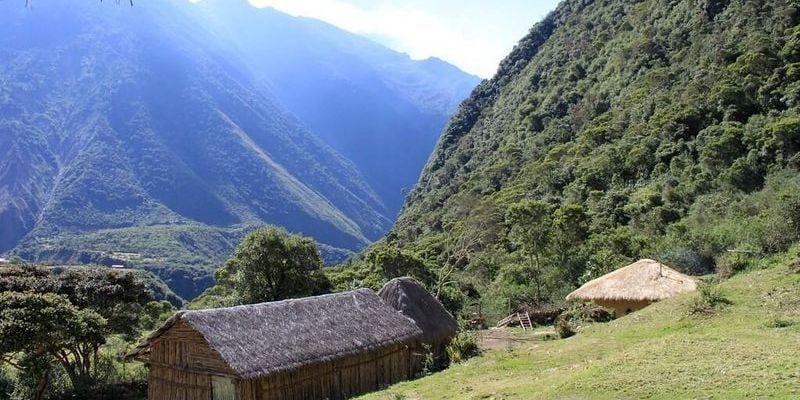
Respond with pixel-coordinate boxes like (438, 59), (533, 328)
(360, 254), (800, 399)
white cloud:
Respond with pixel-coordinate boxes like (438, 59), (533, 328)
(188, 0), (556, 77)
(245, 0), (504, 77)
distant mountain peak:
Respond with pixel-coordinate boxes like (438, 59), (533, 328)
(0, 0), (477, 300)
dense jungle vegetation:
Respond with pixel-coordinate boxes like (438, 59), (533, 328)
(327, 0), (800, 321)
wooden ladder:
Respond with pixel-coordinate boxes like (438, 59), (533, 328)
(496, 313), (515, 328)
(518, 312), (533, 331)
(496, 312), (533, 330)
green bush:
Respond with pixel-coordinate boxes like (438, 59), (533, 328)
(689, 283), (733, 315)
(764, 318), (795, 329)
(715, 252), (756, 279)
(555, 318), (576, 338)
(789, 258), (800, 274)
(0, 370), (11, 400)
(53, 382), (147, 400)
(446, 330), (480, 364)
(558, 301), (614, 324)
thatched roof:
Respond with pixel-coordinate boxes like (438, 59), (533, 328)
(127, 289), (423, 378)
(378, 277), (458, 345)
(566, 259), (697, 302)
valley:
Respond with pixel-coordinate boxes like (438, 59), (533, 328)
(0, 0), (478, 299)
(2, 0), (800, 399)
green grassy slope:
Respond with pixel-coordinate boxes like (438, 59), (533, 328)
(361, 255), (800, 399)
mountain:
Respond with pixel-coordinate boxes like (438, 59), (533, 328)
(381, 0), (800, 314)
(0, 1), (477, 299)
(188, 1), (481, 213)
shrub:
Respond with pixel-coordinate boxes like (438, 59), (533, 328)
(558, 301), (614, 324)
(446, 330), (480, 363)
(555, 318), (576, 338)
(659, 248), (716, 275)
(419, 343), (435, 376)
(0, 370), (11, 400)
(789, 258), (800, 274)
(54, 382), (147, 400)
(715, 252), (756, 279)
(689, 282), (732, 315)
(764, 318), (795, 328)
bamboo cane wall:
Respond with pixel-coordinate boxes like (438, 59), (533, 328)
(146, 320), (236, 400)
(244, 343), (421, 400)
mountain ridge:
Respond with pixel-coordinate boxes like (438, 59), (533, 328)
(188, 1), (481, 213)
(0, 0), (478, 299)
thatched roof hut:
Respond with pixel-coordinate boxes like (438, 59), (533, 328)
(378, 277), (458, 358)
(128, 289), (424, 400)
(566, 259), (697, 316)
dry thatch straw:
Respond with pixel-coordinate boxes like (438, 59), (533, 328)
(566, 259), (698, 302)
(126, 289), (423, 379)
(378, 277), (458, 347)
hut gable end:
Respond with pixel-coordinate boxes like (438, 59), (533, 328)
(150, 320), (236, 376)
(378, 277), (458, 348)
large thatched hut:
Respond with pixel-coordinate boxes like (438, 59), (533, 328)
(126, 289), (424, 400)
(566, 259), (697, 316)
(378, 277), (458, 360)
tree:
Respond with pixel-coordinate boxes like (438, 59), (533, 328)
(0, 266), (156, 395)
(435, 198), (504, 298)
(218, 227), (330, 304)
(0, 267), (153, 338)
(506, 200), (554, 302)
(0, 292), (106, 399)
(360, 244), (435, 289)
(57, 269), (153, 338)
(551, 204), (590, 284)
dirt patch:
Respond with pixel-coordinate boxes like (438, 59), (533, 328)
(477, 328), (556, 350)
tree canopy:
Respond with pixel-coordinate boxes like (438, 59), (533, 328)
(212, 227), (331, 305)
(0, 266), (160, 398)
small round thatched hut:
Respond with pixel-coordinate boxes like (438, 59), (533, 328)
(378, 277), (458, 360)
(566, 259), (697, 316)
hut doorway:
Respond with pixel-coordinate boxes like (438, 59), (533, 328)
(211, 376), (235, 400)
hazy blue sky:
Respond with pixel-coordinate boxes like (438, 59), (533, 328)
(244, 0), (561, 77)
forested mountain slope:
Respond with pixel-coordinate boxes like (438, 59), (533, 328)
(383, 0), (800, 316)
(191, 1), (481, 213)
(0, 1), (476, 299)
(0, 1), (382, 297)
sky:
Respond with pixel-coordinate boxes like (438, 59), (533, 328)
(243, 0), (561, 78)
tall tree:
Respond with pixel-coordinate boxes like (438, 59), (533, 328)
(217, 227), (330, 304)
(551, 204), (590, 284)
(507, 200), (554, 302)
(436, 197), (504, 298)
(362, 244), (435, 289)
(57, 269), (153, 338)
